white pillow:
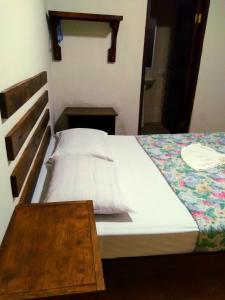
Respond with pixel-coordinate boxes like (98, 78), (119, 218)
(44, 155), (132, 214)
(51, 128), (113, 161)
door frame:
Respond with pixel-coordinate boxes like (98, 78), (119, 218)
(138, 0), (210, 134)
(179, 0), (210, 132)
(138, 0), (152, 134)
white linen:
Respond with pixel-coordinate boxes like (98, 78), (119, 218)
(44, 155), (131, 214)
(32, 137), (56, 203)
(33, 135), (199, 258)
(96, 136), (198, 258)
(181, 143), (225, 171)
(50, 128), (113, 161)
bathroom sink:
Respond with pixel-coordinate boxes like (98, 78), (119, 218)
(144, 77), (156, 90)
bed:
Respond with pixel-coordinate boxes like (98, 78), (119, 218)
(33, 134), (199, 258)
(2, 72), (225, 299)
(33, 131), (225, 299)
(33, 129), (225, 255)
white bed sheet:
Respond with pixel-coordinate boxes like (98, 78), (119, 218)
(96, 136), (199, 258)
(32, 137), (56, 203)
(32, 135), (199, 258)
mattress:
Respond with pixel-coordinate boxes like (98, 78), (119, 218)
(32, 135), (199, 258)
(32, 137), (56, 204)
(96, 136), (198, 258)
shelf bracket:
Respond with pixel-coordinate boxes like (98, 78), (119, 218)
(49, 16), (62, 60)
(108, 21), (120, 63)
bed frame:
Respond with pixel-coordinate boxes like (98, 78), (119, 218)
(0, 71), (50, 204)
(1, 73), (225, 300)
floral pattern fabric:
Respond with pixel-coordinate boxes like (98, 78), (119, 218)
(136, 133), (225, 252)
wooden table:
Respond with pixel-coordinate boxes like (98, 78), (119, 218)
(0, 201), (105, 299)
(55, 107), (118, 135)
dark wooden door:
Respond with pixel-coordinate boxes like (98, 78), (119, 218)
(162, 0), (209, 133)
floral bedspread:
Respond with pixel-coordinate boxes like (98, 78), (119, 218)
(136, 133), (225, 252)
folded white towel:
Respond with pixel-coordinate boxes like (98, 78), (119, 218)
(181, 143), (225, 171)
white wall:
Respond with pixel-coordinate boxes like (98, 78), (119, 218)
(47, 0), (148, 134)
(0, 0), (50, 243)
(190, 0), (225, 132)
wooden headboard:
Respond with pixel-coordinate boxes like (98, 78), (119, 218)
(0, 72), (51, 204)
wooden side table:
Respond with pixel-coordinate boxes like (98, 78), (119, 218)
(0, 201), (105, 300)
(55, 107), (118, 135)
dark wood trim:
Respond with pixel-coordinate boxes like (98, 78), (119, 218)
(108, 21), (120, 63)
(55, 107), (117, 134)
(48, 11), (123, 63)
(88, 201), (105, 292)
(10, 110), (50, 197)
(138, 0), (152, 134)
(49, 14), (61, 60)
(182, 0), (210, 132)
(5, 91), (48, 161)
(0, 72), (47, 119)
(19, 127), (51, 204)
(48, 11), (123, 22)
(64, 107), (118, 116)
(101, 252), (225, 299)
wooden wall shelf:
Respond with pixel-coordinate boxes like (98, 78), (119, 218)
(48, 11), (123, 63)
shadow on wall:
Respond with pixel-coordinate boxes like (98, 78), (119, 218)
(54, 111), (68, 133)
(62, 20), (110, 38)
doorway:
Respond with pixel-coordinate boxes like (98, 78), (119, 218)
(139, 0), (210, 134)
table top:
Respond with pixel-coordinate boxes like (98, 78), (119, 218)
(64, 107), (118, 116)
(0, 201), (105, 299)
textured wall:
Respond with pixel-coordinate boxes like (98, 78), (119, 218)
(47, 0), (148, 134)
(0, 0), (50, 243)
(190, 0), (225, 132)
